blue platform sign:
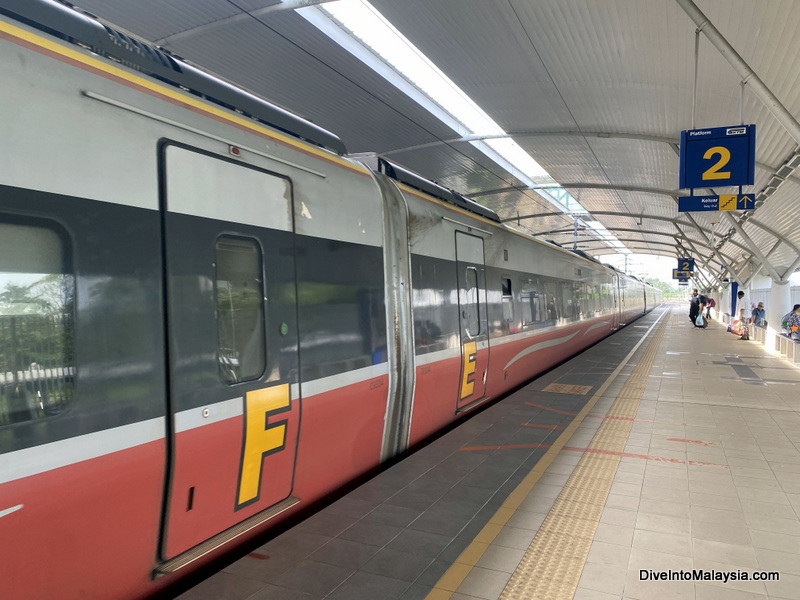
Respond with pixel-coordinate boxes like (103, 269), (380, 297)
(672, 269), (691, 280)
(678, 193), (755, 213)
(677, 258), (695, 272)
(679, 124), (756, 189)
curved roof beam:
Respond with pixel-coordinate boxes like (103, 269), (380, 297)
(674, 247), (718, 288)
(676, 218), (743, 282)
(521, 209), (775, 283)
(539, 226), (700, 249)
(674, 225), (725, 286)
(380, 131), (799, 185)
(722, 213), (783, 282)
(470, 182), (684, 199)
(502, 203), (800, 260)
(676, 0), (800, 148)
(381, 130), (678, 156)
(538, 226), (738, 263)
(589, 247), (679, 258)
(586, 241), (714, 283)
(505, 210), (756, 257)
(579, 238), (688, 252)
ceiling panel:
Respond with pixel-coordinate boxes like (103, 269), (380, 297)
(59, 0), (800, 282)
(77, 0), (243, 41)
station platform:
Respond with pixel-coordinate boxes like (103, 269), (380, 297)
(177, 304), (800, 600)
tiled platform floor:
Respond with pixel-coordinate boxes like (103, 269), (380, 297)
(176, 304), (800, 600)
(570, 309), (800, 600)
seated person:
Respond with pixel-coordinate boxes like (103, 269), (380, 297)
(785, 304), (800, 340)
(751, 302), (767, 327)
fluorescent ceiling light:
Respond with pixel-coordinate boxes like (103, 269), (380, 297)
(315, 1), (548, 180)
(584, 220), (630, 253)
(296, 0), (622, 250)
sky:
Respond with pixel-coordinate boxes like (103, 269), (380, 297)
(598, 254), (680, 286)
(597, 253), (800, 289)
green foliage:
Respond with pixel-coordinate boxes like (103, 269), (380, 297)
(0, 274), (74, 425)
(644, 277), (683, 298)
(0, 275), (74, 371)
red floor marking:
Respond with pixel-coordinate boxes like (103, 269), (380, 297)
(667, 438), (717, 446)
(458, 443), (726, 467)
(520, 423), (562, 430)
(248, 552), (270, 560)
(562, 446), (726, 467)
(525, 402), (579, 416)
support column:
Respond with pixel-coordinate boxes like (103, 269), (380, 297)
(766, 280), (791, 352)
(729, 282), (739, 319)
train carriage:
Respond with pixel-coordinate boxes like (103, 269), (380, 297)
(0, 2), (660, 598)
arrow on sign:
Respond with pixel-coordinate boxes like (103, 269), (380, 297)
(737, 194), (754, 210)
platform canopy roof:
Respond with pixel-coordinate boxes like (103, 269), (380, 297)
(72, 0), (800, 288)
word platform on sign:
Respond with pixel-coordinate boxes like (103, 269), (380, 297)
(679, 124), (756, 189)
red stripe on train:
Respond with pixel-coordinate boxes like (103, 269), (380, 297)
(0, 440), (166, 600)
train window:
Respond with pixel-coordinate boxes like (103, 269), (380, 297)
(521, 280), (542, 325)
(592, 284), (601, 314)
(544, 279), (560, 322)
(561, 281), (577, 321)
(544, 296), (558, 322)
(0, 220), (74, 426)
(573, 283), (586, 319)
(214, 236), (266, 384)
(603, 283), (613, 311)
(463, 267), (480, 336)
(501, 277), (513, 322)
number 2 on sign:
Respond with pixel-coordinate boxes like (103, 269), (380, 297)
(702, 146), (731, 180)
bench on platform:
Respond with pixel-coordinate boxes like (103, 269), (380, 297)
(720, 313), (800, 364)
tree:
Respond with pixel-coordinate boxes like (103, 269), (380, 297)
(644, 278), (682, 299)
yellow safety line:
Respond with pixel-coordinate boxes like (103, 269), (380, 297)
(425, 308), (669, 600)
(499, 313), (666, 599)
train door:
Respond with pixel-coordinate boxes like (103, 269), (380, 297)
(158, 144), (301, 566)
(455, 232), (489, 411)
(611, 275), (620, 330)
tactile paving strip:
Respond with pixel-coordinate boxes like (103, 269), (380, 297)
(499, 314), (667, 600)
(542, 383), (593, 395)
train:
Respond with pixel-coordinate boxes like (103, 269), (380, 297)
(0, 1), (661, 598)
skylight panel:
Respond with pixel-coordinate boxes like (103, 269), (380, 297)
(296, 0), (621, 250)
(585, 221), (630, 253)
(301, 0), (549, 179)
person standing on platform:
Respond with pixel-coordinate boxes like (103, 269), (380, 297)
(751, 302), (767, 328)
(689, 289), (706, 328)
(733, 290), (750, 339)
(705, 297), (716, 319)
(735, 290), (748, 322)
